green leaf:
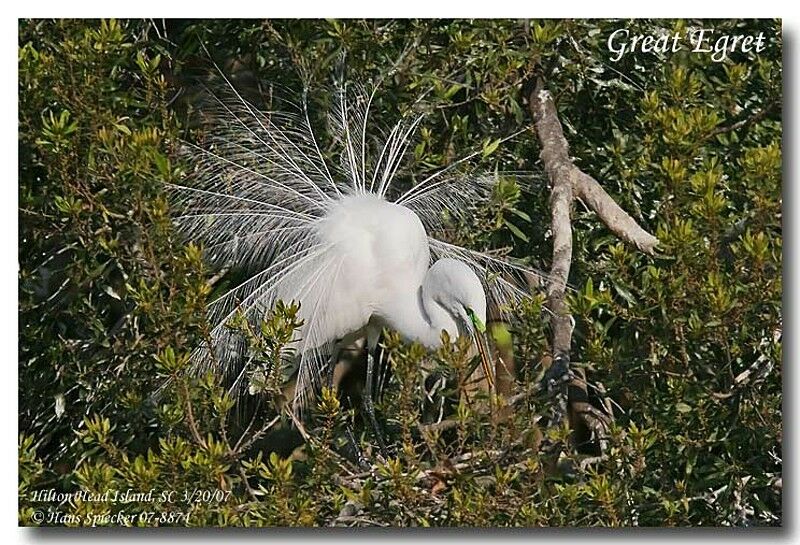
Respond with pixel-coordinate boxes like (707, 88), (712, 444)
(503, 219), (529, 242)
(444, 83), (462, 99)
(509, 207), (532, 223)
(613, 283), (638, 306)
(482, 138), (501, 158)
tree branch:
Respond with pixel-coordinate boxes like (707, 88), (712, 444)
(530, 79), (576, 432)
(528, 77), (658, 446)
(706, 100), (777, 140)
(573, 170), (659, 254)
(529, 79), (659, 256)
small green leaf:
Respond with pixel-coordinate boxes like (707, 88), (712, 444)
(614, 283), (638, 306)
(504, 219), (529, 242)
(509, 207), (532, 222)
(482, 138), (501, 158)
(444, 83), (462, 99)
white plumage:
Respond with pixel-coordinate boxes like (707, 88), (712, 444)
(169, 77), (540, 412)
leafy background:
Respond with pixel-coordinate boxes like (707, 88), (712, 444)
(19, 19), (781, 526)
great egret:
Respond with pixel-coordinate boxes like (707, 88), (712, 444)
(170, 76), (539, 418)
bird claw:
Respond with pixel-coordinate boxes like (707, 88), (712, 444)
(538, 355), (572, 429)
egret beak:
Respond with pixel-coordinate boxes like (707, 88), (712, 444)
(467, 309), (495, 391)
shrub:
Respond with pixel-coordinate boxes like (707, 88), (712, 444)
(19, 19), (781, 527)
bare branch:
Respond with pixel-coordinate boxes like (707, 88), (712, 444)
(417, 389), (542, 435)
(528, 77), (657, 448)
(232, 414), (281, 456)
(180, 378), (207, 449)
(529, 79), (659, 256)
(207, 265), (231, 288)
(706, 101), (777, 139)
(572, 170), (659, 254)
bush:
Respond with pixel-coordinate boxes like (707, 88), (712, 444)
(19, 19), (781, 527)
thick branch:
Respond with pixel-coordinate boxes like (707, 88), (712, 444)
(573, 170), (659, 254)
(528, 78), (657, 447)
(531, 81), (574, 359)
(530, 80), (659, 256)
(531, 80), (574, 429)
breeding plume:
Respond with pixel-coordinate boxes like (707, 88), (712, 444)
(170, 76), (538, 413)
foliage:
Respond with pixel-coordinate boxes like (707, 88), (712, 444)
(19, 19), (781, 527)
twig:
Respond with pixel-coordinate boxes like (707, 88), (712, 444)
(333, 516), (390, 527)
(231, 398), (264, 452)
(284, 406), (312, 442)
(706, 101), (777, 140)
(232, 414), (282, 456)
(207, 265), (230, 288)
(418, 389), (542, 434)
(180, 379), (207, 449)
(238, 467), (260, 503)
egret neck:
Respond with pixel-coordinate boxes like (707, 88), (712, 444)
(375, 286), (459, 349)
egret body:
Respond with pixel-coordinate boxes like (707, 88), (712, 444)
(171, 79), (537, 412)
(309, 193), (487, 345)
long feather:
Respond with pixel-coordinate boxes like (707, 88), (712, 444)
(172, 73), (549, 415)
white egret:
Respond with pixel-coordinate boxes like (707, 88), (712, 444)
(169, 76), (540, 418)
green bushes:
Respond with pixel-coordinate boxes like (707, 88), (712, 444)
(19, 17), (210, 510)
(19, 19), (781, 526)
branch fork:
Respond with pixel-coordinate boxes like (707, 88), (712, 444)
(529, 78), (659, 453)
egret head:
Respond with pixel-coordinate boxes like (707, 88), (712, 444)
(425, 259), (494, 389)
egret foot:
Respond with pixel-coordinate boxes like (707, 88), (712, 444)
(542, 354), (572, 394)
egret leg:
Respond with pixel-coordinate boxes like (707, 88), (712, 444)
(363, 348), (388, 458)
(325, 341), (343, 390)
(326, 355), (336, 390)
